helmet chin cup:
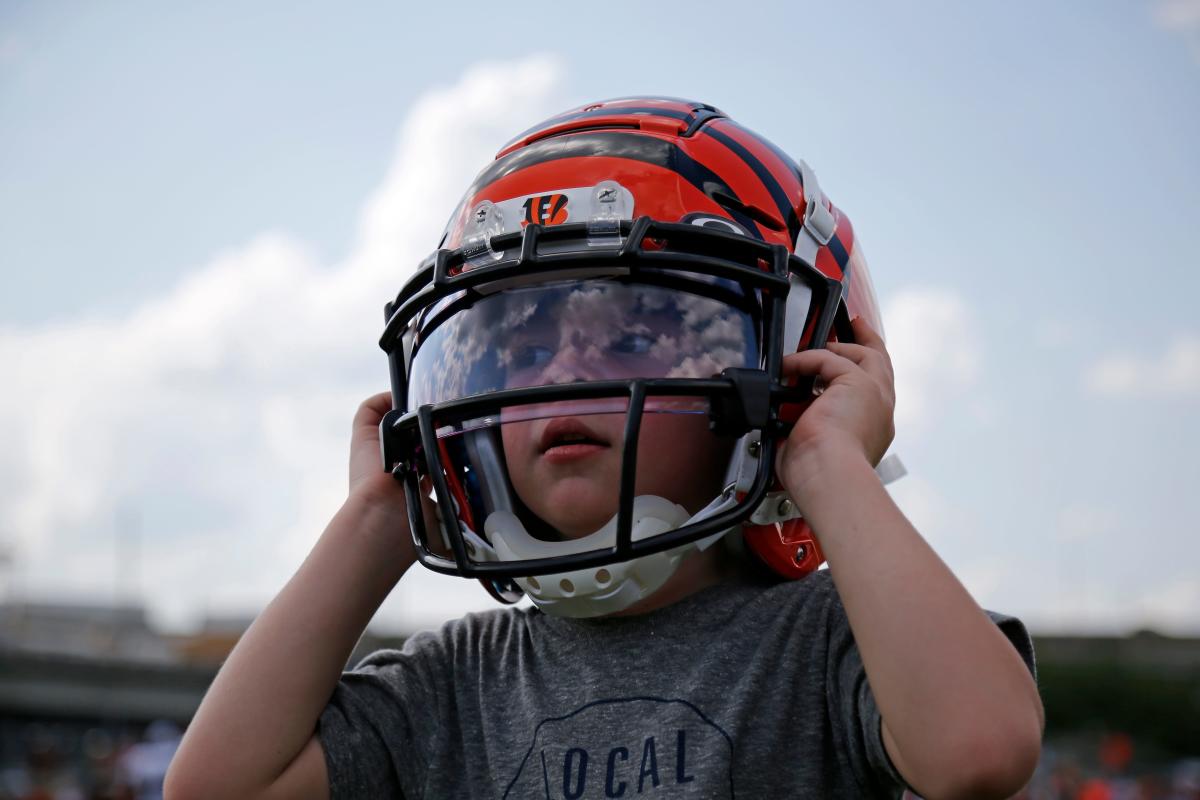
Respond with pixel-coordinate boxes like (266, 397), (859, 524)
(485, 495), (727, 618)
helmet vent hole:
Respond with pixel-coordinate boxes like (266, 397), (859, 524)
(595, 569), (611, 586)
(710, 191), (786, 232)
(526, 576), (541, 591)
(559, 578), (575, 595)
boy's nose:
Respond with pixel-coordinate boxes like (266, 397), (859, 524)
(540, 343), (612, 384)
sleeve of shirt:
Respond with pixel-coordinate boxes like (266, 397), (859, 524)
(825, 589), (1039, 799)
(824, 587), (910, 799)
(317, 630), (447, 800)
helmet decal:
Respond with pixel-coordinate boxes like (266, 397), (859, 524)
(522, 193), (570, 227)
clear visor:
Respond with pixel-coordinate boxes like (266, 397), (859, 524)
(408, 279), (761, 417)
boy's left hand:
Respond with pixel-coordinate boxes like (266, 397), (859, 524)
(775, 315), (896, 509)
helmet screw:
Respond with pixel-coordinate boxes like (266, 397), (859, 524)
(777, 497), (794, 517)
(794, 545), (807, 563)
(747, 440), (761, 458)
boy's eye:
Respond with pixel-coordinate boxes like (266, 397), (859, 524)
(610, 333), (655, 355)
(510, 344), (554, 371)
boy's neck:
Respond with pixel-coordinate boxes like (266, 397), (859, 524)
(606, 545), (743, 618)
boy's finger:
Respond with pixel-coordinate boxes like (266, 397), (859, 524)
(824, 340), (873, 366)
(780, 348), (859, 385)
(850, 315), (887, 353)
(826, 341), (894, 382)
(354, 391), (394, 429)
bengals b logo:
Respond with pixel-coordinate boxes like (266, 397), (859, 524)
(522, 194), (569, 226)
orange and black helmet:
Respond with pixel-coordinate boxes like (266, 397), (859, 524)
(378, 97), (885, 615)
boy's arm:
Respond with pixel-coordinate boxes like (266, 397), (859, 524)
(776, 318), (1043, 800)
(165, 394), (416, 800)
(801, 448), (1042, 800)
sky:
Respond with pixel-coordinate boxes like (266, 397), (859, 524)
(1, 1), (1198, 636)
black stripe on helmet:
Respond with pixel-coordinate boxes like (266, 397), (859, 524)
(702, 125), (802, 246)
(725, 121), (806, 190)
(828, 232), (850, 273)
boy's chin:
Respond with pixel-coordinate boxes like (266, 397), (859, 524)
(539, 507), (618, 541)
(532, 496), (619, 542)
(529, 485), (619, 540)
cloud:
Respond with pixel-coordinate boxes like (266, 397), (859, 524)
(1054, 503), (1119, 543)
(1085, 334), (1200, 398)
(1154, 0), (1200, 59)
(882, 288), (982, 430)
(1134, 577), (1200, 632)
(0, 34), (25, 66)
(1024, 574), (1200, 636)
(0, 55), (566, 633)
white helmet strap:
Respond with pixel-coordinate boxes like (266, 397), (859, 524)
(794, 159), (837, 269)
(473, 492), (732, 619)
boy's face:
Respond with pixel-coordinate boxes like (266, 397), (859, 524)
(500, 408), (733, 539)
(486, 282), (750, 539)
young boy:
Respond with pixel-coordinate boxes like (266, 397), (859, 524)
(166, 98), (1043, 800)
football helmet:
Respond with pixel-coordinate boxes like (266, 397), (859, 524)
(378, 97), (889, 617)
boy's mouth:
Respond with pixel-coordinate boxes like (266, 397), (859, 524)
(538, 418), (612, 462)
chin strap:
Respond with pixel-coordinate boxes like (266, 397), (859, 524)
(479, 494), (733, 619)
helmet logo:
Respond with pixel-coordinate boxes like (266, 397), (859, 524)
(522, 193), (570, 227)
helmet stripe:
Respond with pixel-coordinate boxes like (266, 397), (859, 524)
(701, 125), (803, 246)
(828, 232), (850, 272)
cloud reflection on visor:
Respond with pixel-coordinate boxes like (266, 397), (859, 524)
(408, 280), (758, 410)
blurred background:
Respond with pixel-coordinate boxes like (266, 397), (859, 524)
(1, 1), (1197, 798)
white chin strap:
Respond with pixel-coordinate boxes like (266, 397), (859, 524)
(480, 495), (731, 619)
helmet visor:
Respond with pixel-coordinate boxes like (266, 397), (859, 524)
(408, 279), (760, 413)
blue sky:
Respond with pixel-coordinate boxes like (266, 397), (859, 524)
(1, 1), (1198, 634)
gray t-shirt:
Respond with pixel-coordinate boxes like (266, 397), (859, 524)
(318, 570), (1037, 799)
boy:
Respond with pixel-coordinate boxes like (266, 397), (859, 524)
(166, 98), (1043, 799)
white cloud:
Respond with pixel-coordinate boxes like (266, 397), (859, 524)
(0, 34), (25, 65)
(1033, 316), (1090, 350)
(1085, 334), (1200, 398)
(1021, 575), (1200, 636)
(1134, 577), (1200, 632)
(883, 288), (982, 430)
(1154, 0), (1200, 60)
(1156, 0), (1200, 28)
(0, 55), (566, 633)
(1054, 503), (1119, 543)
